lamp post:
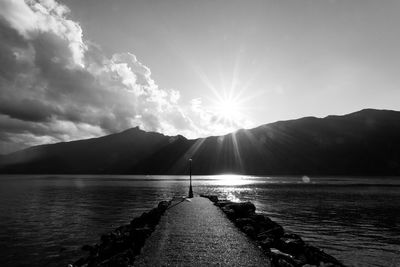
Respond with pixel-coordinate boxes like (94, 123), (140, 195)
(188, 158), (193, 198)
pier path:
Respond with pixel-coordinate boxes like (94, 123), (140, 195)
(134, 197), (271, 266)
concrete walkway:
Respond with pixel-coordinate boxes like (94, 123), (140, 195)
(134, 197), (271, 266)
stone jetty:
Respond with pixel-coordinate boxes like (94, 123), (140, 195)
(134, 197), (270, 266)
(71, 196), (345, 267)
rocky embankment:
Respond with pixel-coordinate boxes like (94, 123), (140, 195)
(202, 195), (346, 267)
(69, 200), (171, 267)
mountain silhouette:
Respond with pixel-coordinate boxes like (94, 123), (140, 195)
(1, 109), (399, 175)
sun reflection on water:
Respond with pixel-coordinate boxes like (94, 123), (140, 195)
(194, 174), (268, 202)
(216, 174), (249, 186)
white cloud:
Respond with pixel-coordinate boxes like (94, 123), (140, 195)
(0, 0), (37, 37)
(0, 0), (251, 154)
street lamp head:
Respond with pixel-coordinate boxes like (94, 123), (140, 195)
(189, 158), (192, 162)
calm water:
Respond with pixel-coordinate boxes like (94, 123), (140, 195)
(0, 175), (399, 267)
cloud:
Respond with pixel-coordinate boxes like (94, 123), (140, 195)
(0, 0), (250, 154)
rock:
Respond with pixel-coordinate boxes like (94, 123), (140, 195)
(130, 205), (165, 228)
(276, 233), (305, 256)
(157, 200), (170, 212)
(258, 236), (275, 250)
(215, 200), (233, 207)
(73, 257), (88, 267)
(225, 202), (256, 217)
(100, 232), (116, 245)
(221, 206), (236, 220)
(303, 245), (344, 266)
(249, 213), (269, 223)
(130, 239), (141, 254)
(208, 195), (219, 203)
(130, 216), (146, 228)
(99, 243), (119, 260)
(257, 222), (284, 240)
(272, 257), (297, 267)
(293, 253), (308, 266)
(98, 250), (132, 267)
(235, 217), (256, 228)
(82, 244), (93, 252)
(130, 227), (152, 246)
(242, 225), (257, 239)
(144, 208), (163, 227)
(115, 225), (130, 235)
(257, 218), (277, 231)
(269, 248), (298, 267)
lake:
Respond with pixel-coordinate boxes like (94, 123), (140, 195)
(0, 175), (399, 267)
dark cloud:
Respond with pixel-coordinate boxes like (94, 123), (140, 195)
(0, 0), (188, 154)
(0, 98), (55, 122)
(0, 0), (246, 154)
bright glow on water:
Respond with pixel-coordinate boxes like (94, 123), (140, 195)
(0, 175), (399, 267)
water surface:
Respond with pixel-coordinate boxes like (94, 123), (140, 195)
(0, 175), (399, 267)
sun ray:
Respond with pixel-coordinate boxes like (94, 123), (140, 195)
(231, 132), (244, 172)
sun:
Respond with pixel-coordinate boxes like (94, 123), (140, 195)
(208, 90), (252, 131)
(191, 64), (260, 133)
(216, 97), (241, 121)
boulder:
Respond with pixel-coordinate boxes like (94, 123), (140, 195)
(276, 233), (305, 256)
(144, 208), (163, 227)
(208, 195), (219, 203)
(272, 256), (297, 267)
(242, 225), (257, 239)
(130, 206), (165, 229)
(303, 245), (344, 266)
(258, 236), (276, 250)
(130, 214), (147, 228)
(130, 227), (152, 246)
(157, 200), (170, 212)
(115, 225), (130, 235)
(82, 244), (94, 252)
(73, 257), (88, 267)
(257, 222), (284, 241)
(100, 232), (117, 245)
(235, 217), (256, 228)
(269, 248), (298, 267)
(225, 202), (256, 217)
(221, 206), (236, 220)
(215, 200), (233, 207)
(257, 217), (276, 231)
(249, 213), (269, 223)
(98, 250), (132, 267)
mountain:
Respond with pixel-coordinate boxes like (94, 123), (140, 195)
(0, 127), (176, 174)
(1, 109), (400, 175)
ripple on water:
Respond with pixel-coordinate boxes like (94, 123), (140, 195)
(0, 175), (400, 267)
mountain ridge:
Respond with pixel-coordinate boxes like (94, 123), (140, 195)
(1, 108), (399, 175)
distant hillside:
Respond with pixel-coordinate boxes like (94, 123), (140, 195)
(1, 109), (400, 175)
(0, 127), (175, 173)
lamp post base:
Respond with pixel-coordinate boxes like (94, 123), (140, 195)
(188, 186), (193, 198)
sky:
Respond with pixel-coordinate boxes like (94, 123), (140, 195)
(0, 0), (400, 154)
